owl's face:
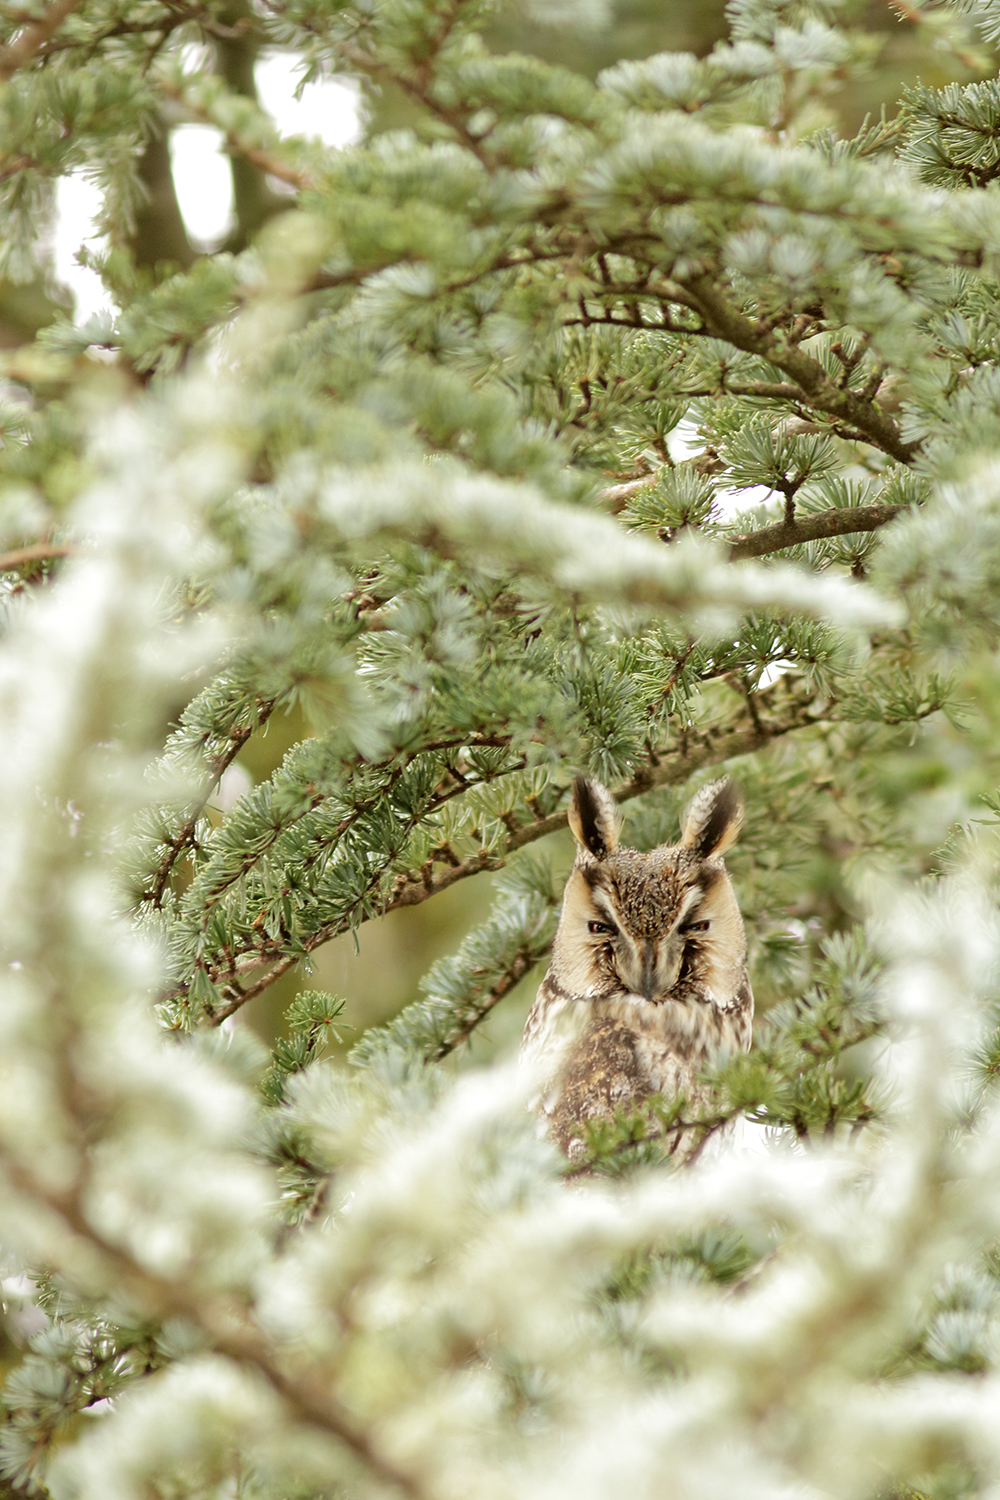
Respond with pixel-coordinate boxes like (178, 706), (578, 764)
(572, 848), (730, 1001)
(551, 777), (747, 1006)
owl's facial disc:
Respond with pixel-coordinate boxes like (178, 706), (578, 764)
(583, 883), (707, 1002)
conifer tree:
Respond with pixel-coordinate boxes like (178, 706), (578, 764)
(7, 1), (1000, 1496)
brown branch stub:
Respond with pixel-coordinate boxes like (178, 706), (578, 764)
(601, 474), (660, 513)
(727, 503), (906, 561)
(0, 0), (83, 80)
(0, 541), (77, 569)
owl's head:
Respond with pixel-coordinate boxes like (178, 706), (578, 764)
(554, 776), (746, 1005)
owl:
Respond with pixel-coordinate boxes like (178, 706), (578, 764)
(520, 776), (752, 1162)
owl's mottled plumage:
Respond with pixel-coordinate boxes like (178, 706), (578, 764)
(520, 776), (752, 1161)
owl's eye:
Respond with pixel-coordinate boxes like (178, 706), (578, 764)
(682, 919), (710, 934)
(588, 920), (614, 936)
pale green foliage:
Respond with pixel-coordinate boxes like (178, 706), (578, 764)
(5, 0), (1000, 1497)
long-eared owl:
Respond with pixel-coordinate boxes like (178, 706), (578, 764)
(520, 776), (752, 1161)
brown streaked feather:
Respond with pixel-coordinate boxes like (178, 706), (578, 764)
(551, 1018), (648, 1160)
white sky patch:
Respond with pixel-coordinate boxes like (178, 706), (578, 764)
(53, 173), (111, 326)
(666, 419), (702, 464)
(669, 418), (774, 519)
(723, 484), (773, 518)
(170, 124), (235, 246)
(255, 53), (363, 148)
(52, 57), (363, 323)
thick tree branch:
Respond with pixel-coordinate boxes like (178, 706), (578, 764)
(598, 484), (909, 560)
(131, 122), (196, 272)
(0, 0), (82, 80)
(215, 2), (299, 254)
(727, 503), (907, 561)
(679, 275), (920, 465)
(713, 380), (811, 402)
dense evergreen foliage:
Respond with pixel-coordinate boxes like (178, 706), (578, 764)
(7, 0), (1000, 1495)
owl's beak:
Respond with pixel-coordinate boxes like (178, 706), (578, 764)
(620, 939), (680, 1003)
(639, 945), (658, 1003)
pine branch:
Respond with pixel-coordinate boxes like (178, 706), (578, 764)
(727, 503), (908, 560)
(353, 866), (559, 1068)
(33, 14), (186, 59)
(0, 1156), (429, 1500)
(424, 945), (540, 1058)
(204, 677), (828, 1024)
(0, 0), (82, 80)
(139, 695), (280, 909)
(228, 140), (309, 192)
(184, 734), (523, 940)
(155, 79), (313, 192)
(563, 1105), (736, 1178)
(337, 24), (497, 168)
(678, 275), (920, 465)
(131, 684), (284, 912)
(0, 153), (40, 182)
(29, 4), (234, 62)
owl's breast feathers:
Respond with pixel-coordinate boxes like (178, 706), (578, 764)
(522, 971), (753, 1161)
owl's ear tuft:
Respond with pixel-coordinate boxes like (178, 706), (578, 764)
(681, 778), (743, 860)
(568, 776), (621, 860)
